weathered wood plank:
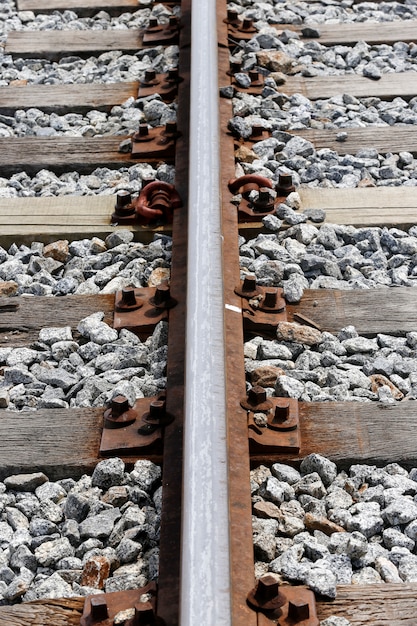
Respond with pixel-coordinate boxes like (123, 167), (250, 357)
(298, 186), (417, 229)
(317, 583), (417, 625)
(0, 136), (170, 175)
(297, 125), (417, 155)
(288, 287), (417, 335)
(0, 598), (84, 626)
(17, 0), (177, 15)
(253, 401), (417, 469)
(5, 30), (144, 59)
(280, 71), (417, 100)
(0, 196), (169, 245)
(0, 407), (103, 480)
(0, 294), (114, 346)
(276, 19), (417, 45)
(0, 82), (137, 114)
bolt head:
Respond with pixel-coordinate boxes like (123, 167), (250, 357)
(90, 595), (108, 620)
(288, 600), (310, 621)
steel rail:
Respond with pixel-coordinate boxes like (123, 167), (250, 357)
(180, 0), (231, 624)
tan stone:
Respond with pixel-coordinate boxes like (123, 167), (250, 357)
(358, 178), (376, 188)
(43, 240), (69, 263)
(269, 72), (287, 85)
(81, 555), (111, 589)
(253, 500), (283, 521)
(256, 50), (296, 73)
(276, 321), (322, 346)
(10, 79), (28, 86)
(235, 145), (257, 163)
(370, 374), (404, 400)
(304, 512), (345, 536)
(252, 365), (285, 388)
(147, 267), (170, 287)
(0, 281), (18, 296)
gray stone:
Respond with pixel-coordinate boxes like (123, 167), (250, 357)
(4, 473), (48, 492)
(92, 458), (126, 490)
(300, 454), (337, 487)
(35, 537), (74, 567)
(79, 509), (121, 540)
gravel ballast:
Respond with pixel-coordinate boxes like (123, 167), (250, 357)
(0, 458), (161, 604)
(252, 454), (417, 599)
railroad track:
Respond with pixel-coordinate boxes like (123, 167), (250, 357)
(1, 0), (417, 624)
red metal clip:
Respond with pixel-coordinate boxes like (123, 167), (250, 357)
(229, 175), (277, 222)
(134, 181), (182, 225)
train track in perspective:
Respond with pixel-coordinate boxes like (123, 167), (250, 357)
(2, 0), (417, 624)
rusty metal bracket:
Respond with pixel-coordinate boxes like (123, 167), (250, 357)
(131, 123), (180, 160)
(113, 284), (176, 336)
(229, 173), (296, 221)
(142, 16), (180, 46)
(100, 394), (173, 456)
(247, 575), (319, 625)
(224, 11), (257, 41)
(235, 276), (287, 335)
(81, 581), (165, 626)
(241, 387), (300, 453)
(138, 68), (183, 102)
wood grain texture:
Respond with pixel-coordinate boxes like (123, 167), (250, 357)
(281, 71), (417, 100)
(288, 287), (417, 334)
(276, 19), (417, 45)
(297, 125), (417, 155)
(0, 294), (114, 346)
(317, 583), (417, 624)
(253, 401), (417, 469)
(5, 31), (143, 59)
(17, 0), (176, 14)
(0, 136), (160, 175)
(0, 83), (137, 114)
(0, 598), (84, 626)
(0, 196), (168, 245)
(0, 407), (103, 480)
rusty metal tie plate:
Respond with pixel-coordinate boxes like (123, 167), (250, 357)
(247, 397), (300, 454)
(142, 22), (180, 46)
(113, 287), (168, 336)
(131, 126), (178, 160)
(248, 578), (318, 625)
(138, 72), (182, 102)
(241, 287), (288, 335)
(80, 582), (162, 626)
(100, 395), (171, 456)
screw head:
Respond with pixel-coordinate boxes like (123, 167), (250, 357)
(234, 274), (261, 298)
(247, 574), (286, 611)
(288, 600), (310, 621)
(241, 385), (273, 411)
(149, 282), (177, 309)
(90, 595), (108, 620)
(115, 287), (143, 312)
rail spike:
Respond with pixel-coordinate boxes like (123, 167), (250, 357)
(134, 181), (182, 225)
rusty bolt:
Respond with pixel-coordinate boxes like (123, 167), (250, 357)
(115, 287), (143, 312)
(167, 68), (179, 82)
(241, 385), (273, 411)
(143, 69), (157, 84)
(273, 404), (289, 423)
(242, 18), (254, 30)
(277, 173), (295, 196)
(115, 190), (132, 210)
(253, 187), (275, 212)
(112, 191), (135, 222)
(168, 15), (178, 27)
(251, 125), (264, 138)
(104, 395), (137, 429)
(111, 395), (130, 418)
(263, 290), (277, 308)
(227, 9), (239, 22)
(148, 17), (158, 28)
(230, 60), (243, 74)
(90, 595), (109, 620)
(164, 121), (178, 136)
(234, 274), (261, 298)
(134, 602), (157, 626)
(287, 600), (310, 622)
(247, 574), (286, 611)
(149, 282), (177, 309)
